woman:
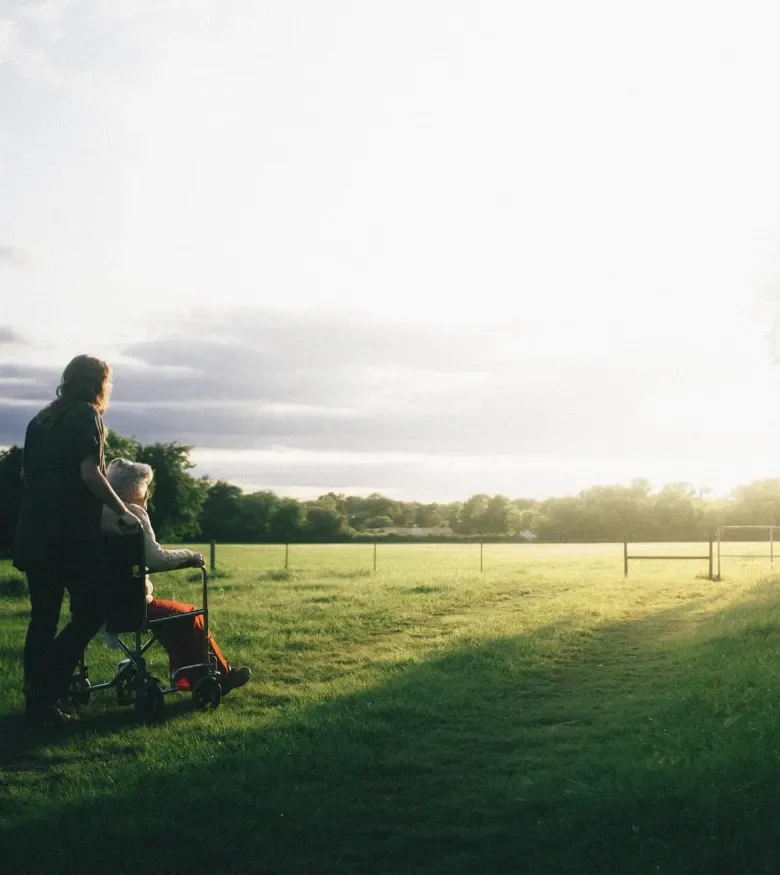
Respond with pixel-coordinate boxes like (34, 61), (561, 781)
(101, 458), (251, 697)
(13, 355), (140, 725)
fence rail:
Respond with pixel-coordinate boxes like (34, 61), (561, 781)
(716, 526), (776, 578)
(209, 537), (492, 574)
(206, 538), (720, 580)
(623, 537), (715, 580)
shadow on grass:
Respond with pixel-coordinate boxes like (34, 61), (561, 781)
(0, 692), (195, 773)
(4, 590), (780, 874)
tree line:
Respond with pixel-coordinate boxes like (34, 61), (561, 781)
(3, 431), (780, 551)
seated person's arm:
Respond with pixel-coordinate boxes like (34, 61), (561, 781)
(132, 505), (204, 572)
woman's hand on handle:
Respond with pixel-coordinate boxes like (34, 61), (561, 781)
(116, 512), (140, 532)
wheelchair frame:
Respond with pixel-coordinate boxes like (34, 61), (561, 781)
(69, 530), (222, 717)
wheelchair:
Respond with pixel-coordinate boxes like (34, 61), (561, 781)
(67, 529), (223, 718)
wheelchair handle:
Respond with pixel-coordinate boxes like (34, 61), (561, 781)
(116, 516), (140, 532)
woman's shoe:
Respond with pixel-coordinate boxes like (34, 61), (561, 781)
(24, 703), (79, 726)
(220, 666), (251, 696)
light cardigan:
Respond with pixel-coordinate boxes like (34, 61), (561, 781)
(100, 503), (199, 649)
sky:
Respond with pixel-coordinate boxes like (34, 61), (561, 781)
(3, 0), (780, 502)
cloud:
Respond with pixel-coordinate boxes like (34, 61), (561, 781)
(0, 245), (29, 266)
(189, 449), (540, 499)
(0, 308), (611, 451)
(2, 306), (775, 465)
(99, 308), (628, 453)
(0, 326), (24, 344)
(0, 1), (227, 97)
(0, 401), (38, 445)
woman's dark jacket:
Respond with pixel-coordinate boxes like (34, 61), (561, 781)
(13, 402), (105, 570)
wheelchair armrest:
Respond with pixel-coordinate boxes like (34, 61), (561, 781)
(147, 560), (202, 574)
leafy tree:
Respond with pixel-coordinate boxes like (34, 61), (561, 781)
(516, 507), (545, 537)
(200, 481), (245, 541)
(457, 494), (490, 534)
(577, 483), (651, 540)
(653, 483), (701, 540)
(240, 491), (282, 541)
(700, 498), (729, 537)
(269, 498), (307, 541)
(512, 498), (539, 511)
(318, 492), (349, 516)
(136, 442), (207, 541)
(437, 502), (462, 528)
(0, 445), (23, 554)
(364, 515), (395, 529)
(480, 495), (520, 535)
(729, 479), (780, 526)
(393, 504), (418, 527)
(538, 497), (587, 541)
(414, 503), (441, 528)
(9, 426), (773, 547)
(343, 493), (399, 530)
(344, 494), (368, 530)
(306, 500), (350, 539)
(362, 493), (397, 516)
(105, 429), (141, 464)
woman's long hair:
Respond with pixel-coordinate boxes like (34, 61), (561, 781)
(38, 355), (112, 437)
(54, 355), (112, 414)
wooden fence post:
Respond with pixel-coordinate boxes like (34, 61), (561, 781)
(210, 540), (216, 573)
(624, 536), (628, 578)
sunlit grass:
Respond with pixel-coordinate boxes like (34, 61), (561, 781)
(2, 543), (780, 873)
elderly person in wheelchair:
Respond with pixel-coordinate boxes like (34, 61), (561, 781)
(101, 458), (250, 697)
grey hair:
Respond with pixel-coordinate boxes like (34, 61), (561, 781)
(106, 458), (154, 502)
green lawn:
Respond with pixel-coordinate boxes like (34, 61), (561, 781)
(2, 543), (780, 874)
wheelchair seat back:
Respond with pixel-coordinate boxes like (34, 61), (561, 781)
(104, 529), (147, 633)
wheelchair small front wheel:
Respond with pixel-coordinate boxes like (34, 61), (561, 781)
(135, 679), (164, 720)
(192, 675), (221, 711)
(116, 667), (138, 706)
(67, 677), (91, 708)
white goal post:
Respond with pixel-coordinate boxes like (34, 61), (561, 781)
(716, 525), (777, 578)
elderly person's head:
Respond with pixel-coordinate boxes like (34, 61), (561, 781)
(107, 458), (153, 508)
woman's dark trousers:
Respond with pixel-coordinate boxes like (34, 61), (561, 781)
(23, 555), (108, 709)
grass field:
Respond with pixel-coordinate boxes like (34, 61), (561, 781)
(3, 542), (780, 874)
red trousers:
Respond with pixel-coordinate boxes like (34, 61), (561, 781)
(146, 598), (229, 690)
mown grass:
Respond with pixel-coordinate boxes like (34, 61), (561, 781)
(3, 543), (780, 873)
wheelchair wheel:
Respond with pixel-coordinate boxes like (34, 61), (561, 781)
(192, 675), (221, 711)
(116, 666), (138, 706)
(135, 679), (164, 719)
(67, 677), (91, 708)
